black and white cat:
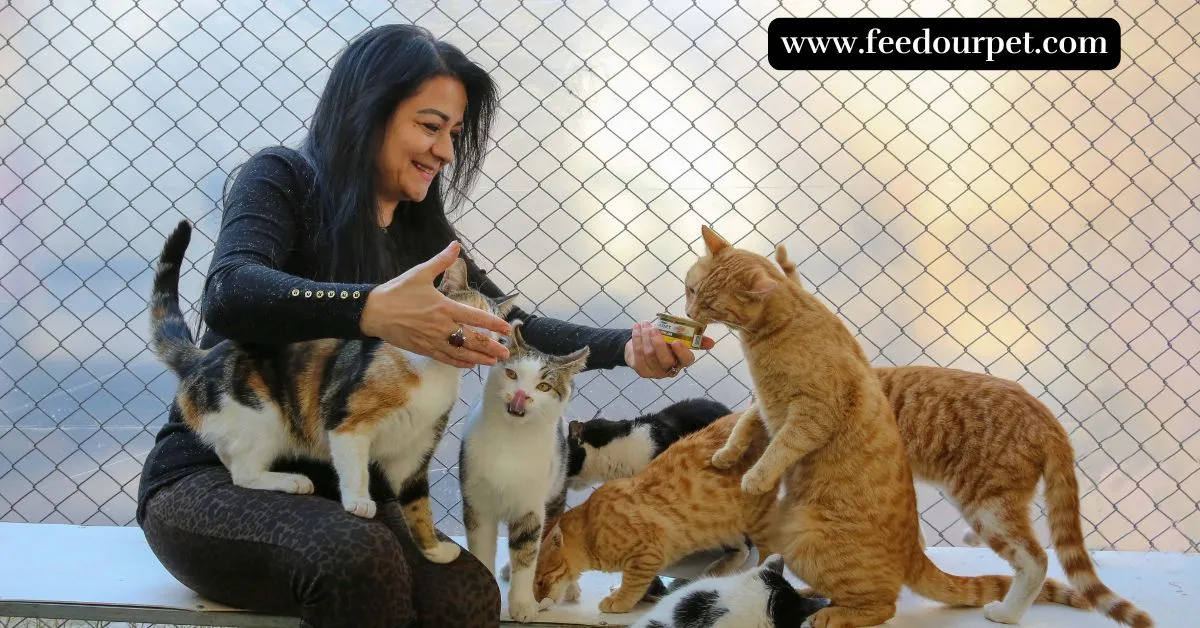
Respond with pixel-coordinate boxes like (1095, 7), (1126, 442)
(565, 397), (732, 490)
(459, 322), (589, 623)
(631, 555), (830, 628)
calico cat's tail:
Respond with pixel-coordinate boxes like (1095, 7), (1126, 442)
(149, 219), (204, 375)
(1044, 437), (1155, 627)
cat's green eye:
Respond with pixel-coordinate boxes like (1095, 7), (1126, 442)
(536, 382), (552, 392)
(505, 369), (518, 380)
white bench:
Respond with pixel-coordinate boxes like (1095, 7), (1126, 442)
(2, 522), (1195, 627)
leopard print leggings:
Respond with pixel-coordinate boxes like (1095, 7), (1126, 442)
(140, 466), (500, 628)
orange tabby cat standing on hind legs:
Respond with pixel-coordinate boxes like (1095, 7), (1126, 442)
(773, 243), (1154, 628)
(685, 226), (1086, 628)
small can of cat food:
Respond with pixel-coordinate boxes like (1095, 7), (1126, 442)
(652, 313), (706, 349)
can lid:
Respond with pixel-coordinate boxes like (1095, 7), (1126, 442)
(656, 312), (703, 327)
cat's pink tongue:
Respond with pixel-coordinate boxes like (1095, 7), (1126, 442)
(508, 390), (529, 415)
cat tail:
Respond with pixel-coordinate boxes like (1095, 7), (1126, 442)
(149, 219), (204, 375)
(907, 550), (1084, 609)
(1044, 441), (1154, 627)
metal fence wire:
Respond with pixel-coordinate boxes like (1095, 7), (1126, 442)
(0, 0), (1197, 554)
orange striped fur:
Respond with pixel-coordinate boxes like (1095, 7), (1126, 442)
(681, 227), (1083, 628)
(533, 414), (782, 613)
(775, 244), (1153, 627)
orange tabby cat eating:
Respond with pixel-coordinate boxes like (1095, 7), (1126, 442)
(533, 413), (785, 614)
(685, 226), (1088, 628)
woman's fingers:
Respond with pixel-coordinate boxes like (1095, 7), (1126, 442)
(414, 241), (463, 282)
(630, 322), (648, 372)
(668, 339), (695, 368)
(461, 328), (508, 362)
(645, 324), (678, 372)
(448, 300), (511, 337)
(433, 350), (476, 369)
(447, 345), (499, 367)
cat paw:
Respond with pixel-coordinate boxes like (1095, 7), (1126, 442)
(963, 528), (983, 547)
(508, 598), (540, 623)
(539, 596), (556, 611)
(421, 541), (461, 564)
(499, 562), (511, 581)
(565, 579), (582, 602)
(251, 472), (314, 494)
(984, 601), (1023, 624)
(342, 496), (377, 518)
(711, 447), (740, 470)
(740, 469), (776, 495)
(599, 594), (636, 614)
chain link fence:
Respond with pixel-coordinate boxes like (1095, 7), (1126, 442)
(1, 0), (1197, 557)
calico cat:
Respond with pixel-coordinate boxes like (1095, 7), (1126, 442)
(630, 554), (829, 628)
(459, 322), (589, 623)
(533, 413), (781, 614)
(148, 219), (514, 564)
(686, 226), (1085, 628)
(773, 244), (1154, 627)
(566, 397), (732, 490)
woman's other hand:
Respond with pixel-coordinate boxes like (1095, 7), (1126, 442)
(361, 241), (512, 368)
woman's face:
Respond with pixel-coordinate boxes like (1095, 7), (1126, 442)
(376, 75), (466, 205)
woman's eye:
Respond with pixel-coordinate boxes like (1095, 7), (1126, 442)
(423, 123), (440, 133)
(505, 369), (518, 380)
(536, 382), (552, 392)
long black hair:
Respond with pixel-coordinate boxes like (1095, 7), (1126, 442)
(299, 24), (497, 282)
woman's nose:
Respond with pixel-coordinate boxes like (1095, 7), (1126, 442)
(432, 133), (454, 164)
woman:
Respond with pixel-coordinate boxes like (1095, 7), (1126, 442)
(137, 24), (712, 628)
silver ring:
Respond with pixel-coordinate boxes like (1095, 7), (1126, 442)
(667, 365), (680, 377)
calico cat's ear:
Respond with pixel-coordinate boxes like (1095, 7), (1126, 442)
(558, 347), (591, 377)
(439, 257), (469, 293)
(701, 225), (730, 255)
(568, 420), (584, 442)
(762, 553), (785, 574)
(492, 292), (520, 317)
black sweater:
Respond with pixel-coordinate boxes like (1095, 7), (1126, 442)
(136, 146), (632, 522)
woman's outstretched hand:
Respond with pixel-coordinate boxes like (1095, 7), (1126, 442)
(624, 321), (715, 379)
(361, 241), (512, 368)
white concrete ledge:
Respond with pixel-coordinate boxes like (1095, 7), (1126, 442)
(2, 523), (1194, 627)
(495, 538), (1196, 627)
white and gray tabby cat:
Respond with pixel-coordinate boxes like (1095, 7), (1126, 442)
(459, 321), (590, 623)
(631, 555), (830, 628)
(565, 397), (732, 490)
